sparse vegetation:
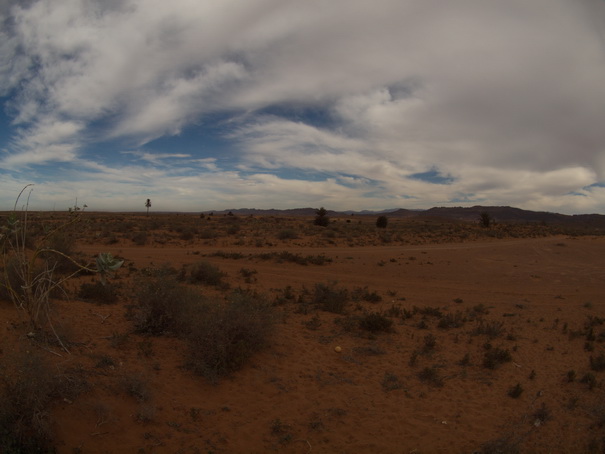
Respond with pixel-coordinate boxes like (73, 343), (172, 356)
(183, 290), (276, 382)
(0, 348), (62, 453)
(376, 215), (388, 229)
(359, 312), (393, 333)
(507, 383), (523, 398)
(483, 347), (512, 369)
(187, 260), (226, 286)
(0, 205), (602, 453)
(314, 207), (330, 227)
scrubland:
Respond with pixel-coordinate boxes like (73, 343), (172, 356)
(1, 210), (605, 453)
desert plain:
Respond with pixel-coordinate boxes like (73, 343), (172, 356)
(1, 211), (605, 453)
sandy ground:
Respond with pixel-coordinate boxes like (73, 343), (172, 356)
(1, 214), (605, 453)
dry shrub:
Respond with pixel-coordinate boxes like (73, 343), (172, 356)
(133, 267), (200, 335)
(187, 260), (226, 286)
(78, 281), (120, 304)
(479, 432), (522, 454)
(483, 347), (512, 369)
(184, 290), (275, 383)
(0, 348), (60, 453)
(359, 312), (393, 333)
(312, 282), (348, 314)
(473, 319), (505, 339)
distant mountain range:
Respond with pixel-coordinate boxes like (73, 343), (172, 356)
(208, 205), (605, 227)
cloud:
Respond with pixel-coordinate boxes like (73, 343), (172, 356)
(0, 0), (604, 213)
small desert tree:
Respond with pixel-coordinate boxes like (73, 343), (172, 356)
(479, 211), (493, 228)
(145, 199), (151, 216)
(314, 207), (330, 227)
(376, 215), (388, 229)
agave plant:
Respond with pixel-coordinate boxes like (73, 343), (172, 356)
(96, 252), (124, 285)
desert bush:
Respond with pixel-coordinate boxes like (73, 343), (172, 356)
(312, 282), (349, 314)
(314, 207), (329, 227)
(422, 334), (437, 353)
(381, 372), (403, 391)
(40, 230), (80, 274)
(0, 348), (60, 453)
(590, 353), (605, 372)
(479, 212), (493, 228)
(277, 229), (298, 240)
(121, 372), (151, 402)
(352, 286), (382, 303)
(226, 224), (240, 235)
(256, 251), (331, 266)
(478, 432), (522, 454)
(483, 347), (512, 369)
(359, 312), (393, 333)
(418, 366), (444, 387)
(532, 403), (551, 424)
(438, 311), (466, 329)
(184, 290), (275, 382)
(414, 306), (443, 318)
(134, 267), (201, 335)
(468, 303), (490, 318)
(187, 260), (226, 286)
(507, 383), (523, 398)
(199, 229), (219, 239)
(472, 319), (504, 338)
(581, 373), (597, 390)
(376, 215), (388, 229)
(131, 231), (148, 245)
(78, 281), (119, 304)
(239, 267), (258, 283)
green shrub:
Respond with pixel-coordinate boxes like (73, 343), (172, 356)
(184, 291), (275, 382)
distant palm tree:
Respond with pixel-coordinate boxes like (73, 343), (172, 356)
(145, 199), (151, 216)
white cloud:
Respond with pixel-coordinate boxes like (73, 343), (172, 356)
(0, 0), (604, 213)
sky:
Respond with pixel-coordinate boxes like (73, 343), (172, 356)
(1, 0), (605, 214)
